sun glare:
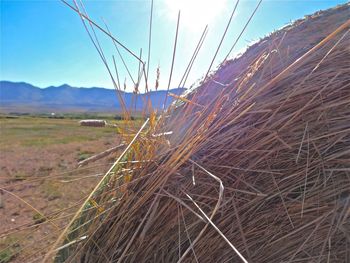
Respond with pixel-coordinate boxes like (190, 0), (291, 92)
(165, 0), (228, 30)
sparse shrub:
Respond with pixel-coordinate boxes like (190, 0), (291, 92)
(11, 172), (27, 182)
(32, 212), (46, 225)
(0, 248), (12, 263)
(0, 236), (20, 263)
(41, 181), (62, 201)
(77, 151), (93, 161)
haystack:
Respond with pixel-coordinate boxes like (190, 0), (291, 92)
(79, 120), (107, 127)
(51, 4), (350, 262)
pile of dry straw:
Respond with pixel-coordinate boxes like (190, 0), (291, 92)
(52, 4), (349, 262)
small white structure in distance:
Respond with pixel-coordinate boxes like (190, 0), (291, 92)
(79, 119), (107, 127)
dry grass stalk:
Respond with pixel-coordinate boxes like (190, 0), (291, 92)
(14, 3), (348, 263)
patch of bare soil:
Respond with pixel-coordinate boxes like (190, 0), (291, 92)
(0, 118), (123, 262)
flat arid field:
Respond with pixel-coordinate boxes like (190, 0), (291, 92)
(0, 116), (127, 262)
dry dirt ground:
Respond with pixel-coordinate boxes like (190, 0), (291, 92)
(0, 116), (127, 262)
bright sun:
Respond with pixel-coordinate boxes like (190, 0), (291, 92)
(165, 0), (228, 31)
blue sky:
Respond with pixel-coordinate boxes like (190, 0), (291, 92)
(0, 0), (347, 92)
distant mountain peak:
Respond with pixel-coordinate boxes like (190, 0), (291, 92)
(58, 84), (71, 88)
(0, 80), (186, 113)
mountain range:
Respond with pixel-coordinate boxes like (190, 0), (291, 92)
(0, 81), (185, 113)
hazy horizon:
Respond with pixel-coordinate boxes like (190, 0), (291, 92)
(0, 79), (186, 91)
